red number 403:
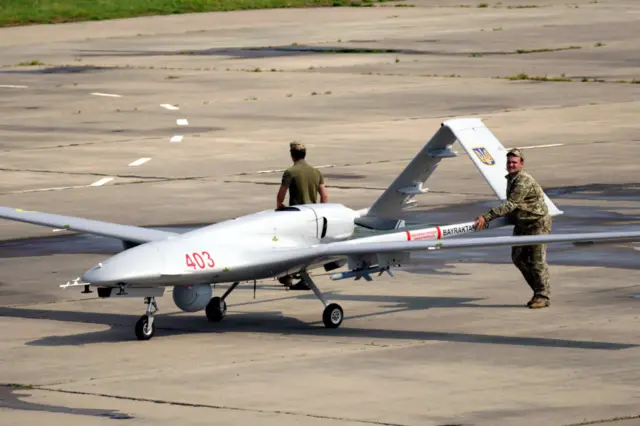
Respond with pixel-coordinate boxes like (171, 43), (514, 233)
(185, 251), (215, 270)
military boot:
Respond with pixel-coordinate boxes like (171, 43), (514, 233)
(528, 296), (550, 309)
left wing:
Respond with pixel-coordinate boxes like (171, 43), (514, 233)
(0, 206), (177, 243)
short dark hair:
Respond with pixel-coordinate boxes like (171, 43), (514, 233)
(290, 148), (306, 160)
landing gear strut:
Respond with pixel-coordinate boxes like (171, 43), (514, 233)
(300, 272), (344, 329)
(135, 296), (158, 341)
(206, 282), (239, 322)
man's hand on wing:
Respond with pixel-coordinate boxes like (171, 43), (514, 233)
(474, 216), (486, 231)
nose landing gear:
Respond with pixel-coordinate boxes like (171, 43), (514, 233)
(135, 296), (158, 341)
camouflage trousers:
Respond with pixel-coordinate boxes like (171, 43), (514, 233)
(511, 216), (552, 299)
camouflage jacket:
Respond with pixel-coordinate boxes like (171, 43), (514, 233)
(482, 170), (549, 226)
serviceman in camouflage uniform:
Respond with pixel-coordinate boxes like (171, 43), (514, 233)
(276, 141), (328, 209)
(474, 148), (552, 309)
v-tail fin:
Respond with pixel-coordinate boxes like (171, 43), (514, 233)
(356, 117), (562, 231)
(445, 118), (563, 217)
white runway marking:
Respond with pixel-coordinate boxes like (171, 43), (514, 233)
(177, 118), (189, 126)
(255, 164), (333, 174)
(170, 135), (184, 143)
(255, 164), (334, 174)
(90, 92), (122, 98)
(255, 168), (285, 174)
(161, 104), (180, 110)
(9, 185), (91, 194)
(90, 177), (115, 186)
(128, 157), (151, 166)
(518, 143), (565, 149)
(0, 84), (28, 88)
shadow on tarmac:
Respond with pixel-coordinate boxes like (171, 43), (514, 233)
(0, 296), (635, 350)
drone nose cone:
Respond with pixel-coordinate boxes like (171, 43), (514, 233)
(81, 263), (106, 284)
(81, 243), (164, 285)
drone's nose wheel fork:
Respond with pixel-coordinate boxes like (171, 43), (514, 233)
(135, 296), (158, 341)
(300, 272), (344, 329)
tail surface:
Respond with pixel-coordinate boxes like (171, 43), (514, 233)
(446, 118), (563, 217)
(357, 117), (562, 229)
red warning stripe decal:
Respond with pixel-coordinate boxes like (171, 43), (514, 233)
(406, 230), (411, 241)
(436, 226), (442, 239)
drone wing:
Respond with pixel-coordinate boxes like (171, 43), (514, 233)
(277, 229), (640, 275)
(0, 206), (177, 243)
(322, 230), (640, 256)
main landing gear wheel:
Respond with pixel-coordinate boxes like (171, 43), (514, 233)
(206, 296), (227, 322)
(205, 282), (239, 322)
(135, 315), (155, 340)
(322, 303), (343, 329)
(298, 271), (345, 329)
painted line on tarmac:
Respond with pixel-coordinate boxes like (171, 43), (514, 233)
(90, 92), (122, 98)
(518, 143), (565, 149)
(8, 185), (93, 194)
(255, 168), (285, 174)
(0, 85), (28, 88)
(128, 157), (151, 167)
(177, 118), (189, 126)
(170, 135), (184, 143)
(90, 177), (115, 187)
(161, 104), (180, 110)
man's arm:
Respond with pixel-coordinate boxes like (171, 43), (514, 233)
(475, 177), (529, 230)
(317, 170), (328, 203)
(278, 170), (292, 209)
(276, 186), (288, 209)
(319, 184), (328, 203)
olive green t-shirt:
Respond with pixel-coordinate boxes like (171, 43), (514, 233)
(281, 160), (324, 205)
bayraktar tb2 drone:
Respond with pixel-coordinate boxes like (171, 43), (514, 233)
(2, 118), (638, 340)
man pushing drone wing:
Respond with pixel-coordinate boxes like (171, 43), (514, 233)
(475, 148), (552, 309)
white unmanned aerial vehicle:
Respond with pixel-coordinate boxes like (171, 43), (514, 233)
(1, 118), (639, 340)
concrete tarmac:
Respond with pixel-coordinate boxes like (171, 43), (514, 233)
(1, 1), (639, 425)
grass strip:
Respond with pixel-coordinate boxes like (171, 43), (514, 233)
(0, 0), (396, 28)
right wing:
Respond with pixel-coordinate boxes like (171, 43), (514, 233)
(323, 230), (640, 256)
(0, 206), (177, 243)
(277, 229), (640, 270)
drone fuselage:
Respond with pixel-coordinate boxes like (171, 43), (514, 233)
(81, 203), (359, 287)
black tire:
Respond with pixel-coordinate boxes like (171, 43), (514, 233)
(135, 315), (155, 340)
(205, 296), (227, 322)
(322, 303), (343, 328)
